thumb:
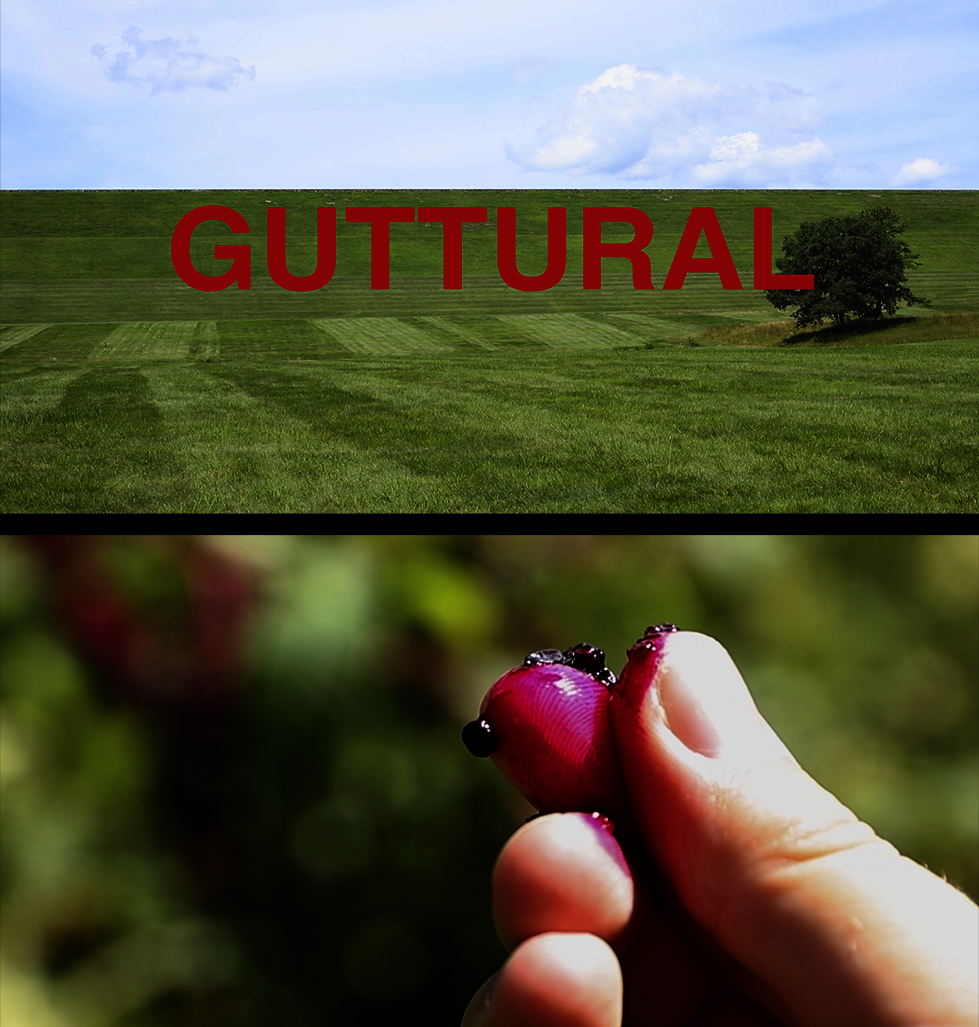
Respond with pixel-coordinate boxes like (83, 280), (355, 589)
(610, 630), (978, 1027)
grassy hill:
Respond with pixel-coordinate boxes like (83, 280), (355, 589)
(1, 189), (977, 512)
(3, 188), (977, 322)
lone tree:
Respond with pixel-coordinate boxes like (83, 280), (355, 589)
(765, 206), (931, 329)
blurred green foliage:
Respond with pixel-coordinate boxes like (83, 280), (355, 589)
(1, 534), (976, 1026)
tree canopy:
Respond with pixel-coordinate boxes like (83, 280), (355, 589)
(765, 206), (931, 329)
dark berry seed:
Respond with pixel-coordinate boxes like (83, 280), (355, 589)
(561, 643), (604, 673)
(630, 624), (679, 654)
(643, 623), (678, 637)
(562, 643), (617, 688)
(462, 718), (499, 757)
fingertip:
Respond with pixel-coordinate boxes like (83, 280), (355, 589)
(461, 970), (500, 1027)
(613, 629), (789, 783)
(655, 632), (782, 760)
(608, 628), (799, 920)
(487, 933), (623, 1027)
(492, 812), (634, 950)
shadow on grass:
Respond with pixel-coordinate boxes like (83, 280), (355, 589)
(663, 311), (978, 349)
(779, 316), (922, 346)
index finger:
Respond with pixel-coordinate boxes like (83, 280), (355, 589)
(492, 812), (635, 950)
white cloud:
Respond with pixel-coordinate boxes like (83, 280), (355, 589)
(506, 63), (834, 185)
(891, 157), (950, 185)
(91, 26), (256, 95)
(693, 132), (834, 185)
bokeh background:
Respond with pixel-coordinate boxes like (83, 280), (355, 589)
(1, 534), (976, 1026)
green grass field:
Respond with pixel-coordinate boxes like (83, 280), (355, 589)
(2, 188), (977, 512)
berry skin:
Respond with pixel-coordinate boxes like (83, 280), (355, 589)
(462, 627), (677, 815)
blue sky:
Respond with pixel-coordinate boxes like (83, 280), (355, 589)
(1, 0), (975, 189)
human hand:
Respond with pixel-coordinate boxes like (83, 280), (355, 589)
(462, 631), (978, 1027)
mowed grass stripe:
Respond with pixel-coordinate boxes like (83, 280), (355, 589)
(195, 363), (472, 510)
(0, 365), (93, 428)
(910, 270), (979, 309)
(0, 365), (191, 512)
(413, 316), (499, 349)
(439, 315), (539, 348)
(607, 312), (763, 337)
(189, 321), (220, 359)
(265, 358), (728, 509)
(7, 269), (973, 327)
(204, 356), (774, 510)
(0, 273), (780, 324)
(495, 313), (637, 349)
(203, 360), (600, 508)
(395, 316), (490, 350)
(312, 317), (452, 354)
(3, 343), (976, 512)
(1, 324), (52, 352)
(301, 319), (350, 352)
(143, 363), (412, 511)
(218, 318), (338, 358)
(5, 323), (114, 360)
(101, 321), (199, 359)
(212, 346), (978, 512)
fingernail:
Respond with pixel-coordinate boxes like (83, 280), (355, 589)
(652, 633), (774, 760)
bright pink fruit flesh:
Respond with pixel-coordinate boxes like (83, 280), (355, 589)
(471, 663), (623, 815)
(462, 626), (677, 815)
